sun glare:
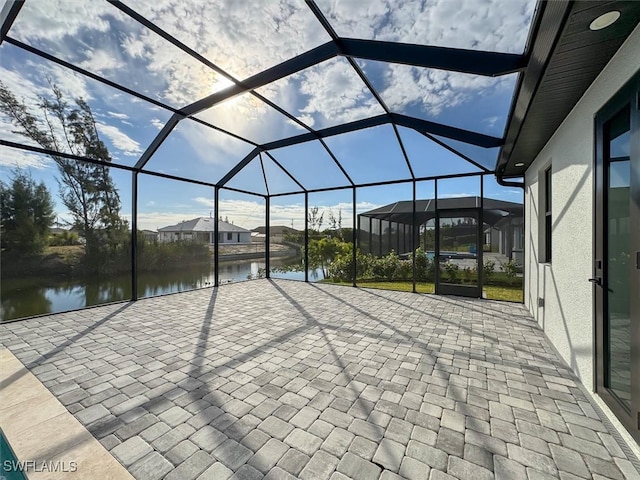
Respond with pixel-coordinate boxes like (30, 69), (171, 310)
(211, 76), (235, 94)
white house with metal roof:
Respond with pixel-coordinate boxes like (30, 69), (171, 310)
(157, 217), (251, 244)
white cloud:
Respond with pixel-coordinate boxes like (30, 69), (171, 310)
(95, 123), (142, 157)
(316, 0), (535, 53)
(6, 0), (534, 178)
(1, 58), (163, 161)
(440, 192), (477, 198)
(11, 1), (116, 43)
(108, 111), (130, 120)
(171, 119), (254, 169)
(195, 91), (306, 145)
(121, 36), (147, 59)
(193, 196), (214, 208)
(0, 64), (93, 152)
(310, 0), (533, 120)
(79, 49), (123, 73)
(134, 197), (380, 232)
(126, 0), (329, 80)
(133, 211), (198, 231)
(377, 64), (515, 117)
(150, 118), (165, 130)
(0, 115), (42, 149)
(484, 116), (500, 128)
(0, 146), (52, 170)
(297, 58), (384, 127)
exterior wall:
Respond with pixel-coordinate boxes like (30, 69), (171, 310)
(219, 232), (252, 244)
(524, 24), (640, 393)
(159, 231), (251, 243)
(158, 231), (175, 243)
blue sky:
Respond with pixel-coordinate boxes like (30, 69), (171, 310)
(0, 0), (532, 231)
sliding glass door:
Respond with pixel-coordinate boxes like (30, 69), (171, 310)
(594, 73), (639, 443)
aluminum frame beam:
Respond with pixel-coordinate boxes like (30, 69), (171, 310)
(217, 148), (261, 187)
(177, 39), (525, 117)
(340, 38), (527, 77)
(135, 114), (182, 170)
(0, 0), (22, 44)
(258, 114), (502, 154)
(182, 42), (339, 116)
(392, 114), (503, 149)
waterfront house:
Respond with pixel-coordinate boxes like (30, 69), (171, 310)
(157, 217), (251, 244)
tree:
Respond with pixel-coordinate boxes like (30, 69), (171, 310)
(307, 206), (324, 234)
(327, 207), (343, 240)
(0, 169), (55, 255)
(0, 80), (128, 259)
(307, 237), (350, 279)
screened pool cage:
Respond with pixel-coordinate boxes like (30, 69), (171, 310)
(0, 0), (533, 321)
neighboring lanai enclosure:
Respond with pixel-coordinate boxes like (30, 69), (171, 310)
(0, 0), (532, 321)
(358, 196), (524, 261)
(358, 193), (524, 298)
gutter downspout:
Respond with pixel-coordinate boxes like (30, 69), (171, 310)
(496, 163), (525, 189)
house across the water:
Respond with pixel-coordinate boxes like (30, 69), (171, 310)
(157, 217), (251, 244)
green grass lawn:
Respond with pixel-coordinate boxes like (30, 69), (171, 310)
(324, 280), (523, 302)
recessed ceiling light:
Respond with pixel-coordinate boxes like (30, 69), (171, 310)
(515, 162), (525, 167)
(589, 11), (620, 31)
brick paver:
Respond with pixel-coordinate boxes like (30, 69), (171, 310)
(1, 279), (639, 479)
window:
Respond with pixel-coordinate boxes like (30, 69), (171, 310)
(538, 165), (552, 263)
(227, 232), (233, 241)
(543, 166), (552, 262)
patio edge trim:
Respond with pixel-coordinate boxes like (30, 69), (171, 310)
(0, 349), (135, 480)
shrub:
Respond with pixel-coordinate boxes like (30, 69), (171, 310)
(461, 266), (475, 283)
(308, 237), (351, 279)
(328, 254), (354, 282)
(504, 259), (518, 285)
(49, 231), (80, 246)
(396, 260), (412, 281)
(414, 248), (435, 282)
(483, 260), (496, 282)
(444, 262), (459, 283)
(371, 250), (400, 281)
(328, 248), (374, 282)
(136, 233), (211, 273)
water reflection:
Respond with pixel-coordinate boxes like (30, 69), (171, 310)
(1, 257), (319, 321)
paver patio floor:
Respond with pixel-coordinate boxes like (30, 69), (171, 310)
(1, 279), (639, 479)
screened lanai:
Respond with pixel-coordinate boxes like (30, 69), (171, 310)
(0, 0), (533, 321)
(5, 3), (640, 480)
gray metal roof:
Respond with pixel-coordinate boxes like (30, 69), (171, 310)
(360, 196), (523, 226)
(498, 0), (640, 177)
(157, 217), (250, 233)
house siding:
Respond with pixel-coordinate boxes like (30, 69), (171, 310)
(219, 232), (252, 244)
(524, 23), (640, 447)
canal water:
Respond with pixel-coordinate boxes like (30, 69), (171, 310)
(1, 257), (324, 322)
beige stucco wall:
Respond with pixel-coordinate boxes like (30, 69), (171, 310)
(524, 23), (640, 390)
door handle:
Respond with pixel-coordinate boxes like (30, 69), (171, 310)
(588, 277), (602, 286)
